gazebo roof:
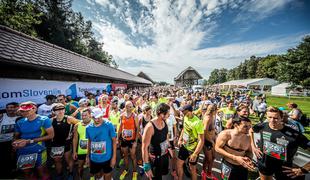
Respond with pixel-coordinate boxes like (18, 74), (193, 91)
(174, 66), (203, 81)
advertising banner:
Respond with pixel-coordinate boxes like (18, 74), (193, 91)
(112, 84), (127, 91)
(0, 78), (76, 109)
(0, 78), (112, 109)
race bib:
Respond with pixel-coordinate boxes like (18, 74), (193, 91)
(50, 146), (65, 158)
(263, 140), (287, 161)
(1, 124), (15, 134)
(160, 140), (169, 156)
(91, 141), (106, 155)
(221, 163), (232, 180)
(17, 153), (38, 170)
(183, 133), (190, 144)
(79, 139), (88, 150)
(225, 114), (234, 120)
(122, 129), (133, 139)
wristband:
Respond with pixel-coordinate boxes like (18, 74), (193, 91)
(143, 162), (151, 172)
(301, 167), (309, 174)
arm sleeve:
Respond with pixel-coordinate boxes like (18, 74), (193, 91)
(110, 123), (117, 138)
(43, 117), (52, 129)
(252, 122), (265, 133)
(15, 121), (21, 133)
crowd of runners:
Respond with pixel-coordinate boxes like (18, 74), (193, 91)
(0, 86), (309, 180)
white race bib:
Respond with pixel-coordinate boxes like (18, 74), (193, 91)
(50, 146), (65, 158)
(263, 140), (287, 161)
(183, 133), (190, 144)
(79, 139), (88, 150)
(221, 163), (232, 180)
(160, 140), (169, 156)
(17, 153), (38, 170)
(91, 141), (106, 155)
(122, 129), (133, 139)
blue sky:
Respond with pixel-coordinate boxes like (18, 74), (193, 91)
(72, 0), (310, 82)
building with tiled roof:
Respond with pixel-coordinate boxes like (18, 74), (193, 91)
(0, 25), (152, 87)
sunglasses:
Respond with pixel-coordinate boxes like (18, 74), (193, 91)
(53, 108), (65, 111)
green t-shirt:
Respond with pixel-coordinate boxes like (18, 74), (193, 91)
(220, 107), (236, 127)
(109, 110), (121, 133)
(182, 115), (204, 152)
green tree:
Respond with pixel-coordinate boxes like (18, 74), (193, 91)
(278, 36), (310, 87)
(256, 55), (281, 79)
(0, 0), (42, 36)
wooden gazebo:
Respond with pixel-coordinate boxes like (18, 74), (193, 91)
(174, 66), (203, 87)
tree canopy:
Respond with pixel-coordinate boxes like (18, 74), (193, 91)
(0, 0), (117, 67)
(207, 36), (310, 88)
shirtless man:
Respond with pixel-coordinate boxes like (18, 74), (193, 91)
(201, 104), (217, 180)
(215, 117), (255, 180)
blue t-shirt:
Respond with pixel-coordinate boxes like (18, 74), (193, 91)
(86, 120), (116, 163)
(15, 115), (52, 155)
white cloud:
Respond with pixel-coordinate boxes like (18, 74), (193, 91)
(84, 0), (305, 83)
(234, 0), (294, 22)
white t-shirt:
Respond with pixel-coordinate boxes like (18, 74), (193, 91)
(37, 104), (53, 117)
(258, 102), (267, 112)
(166, 114), (177, 141)
(0, 113), (18, 142)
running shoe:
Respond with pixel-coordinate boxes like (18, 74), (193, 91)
(120, 170), (128, 180)
(132, 172), (138, 180)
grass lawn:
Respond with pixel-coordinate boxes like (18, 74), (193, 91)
(250, 95), (310, 140)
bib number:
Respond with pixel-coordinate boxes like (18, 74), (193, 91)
(17, 153), (38, 170)
(91, 141), (106, 155)
(263, 140), (287, 161)
(50, 146), (65, 158)
(122, 129), (133, 139)
(160, 140), (169, 156)
(1, 124), (15, 134)
(221, 163), (232, 180)
(183, 133), (189, 145)
(79, 139), (88, 150)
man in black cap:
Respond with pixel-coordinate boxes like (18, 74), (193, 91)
(177, 104), (204, 180)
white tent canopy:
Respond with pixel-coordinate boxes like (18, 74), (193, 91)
(220, 78), (279, 87)
(271, 83), (290, 96)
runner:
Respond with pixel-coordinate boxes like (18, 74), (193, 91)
(13, 101), (54, 180)
(57, 94), (77, 116)
(0, 102), (19, 178)
(215, 116), (255, 180)
(86, 108), (117, 180)
(97, 94), (110, 118)
(118, 101), (139, 180)
(137, 104), (152, 165)
(73, 108), (92, 179)
(250, 106), (310, 180)
(201, 104), (217, 180)
(50, 103), (79, 179)
(142, 103), (170, 180)
(217, 100), (236, 129)
(177, 104), (204, 180)
(71, 98), (90, 120)
(166, 101), (178, 179)
(37, 95), (56, 117)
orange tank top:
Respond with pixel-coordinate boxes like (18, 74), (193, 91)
(121, 113), (136, 141)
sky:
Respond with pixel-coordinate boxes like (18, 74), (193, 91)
(72, 0), (310, 83)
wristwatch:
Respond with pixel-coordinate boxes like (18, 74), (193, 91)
(29, 139), (34, 144)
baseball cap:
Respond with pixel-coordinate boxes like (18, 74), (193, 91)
(19, 101), (37, 111)
(179, 104), (193, 112)
(52, 103), (65, 111)
(92, 108), (103, 118)
(79, 98), (89, 105)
